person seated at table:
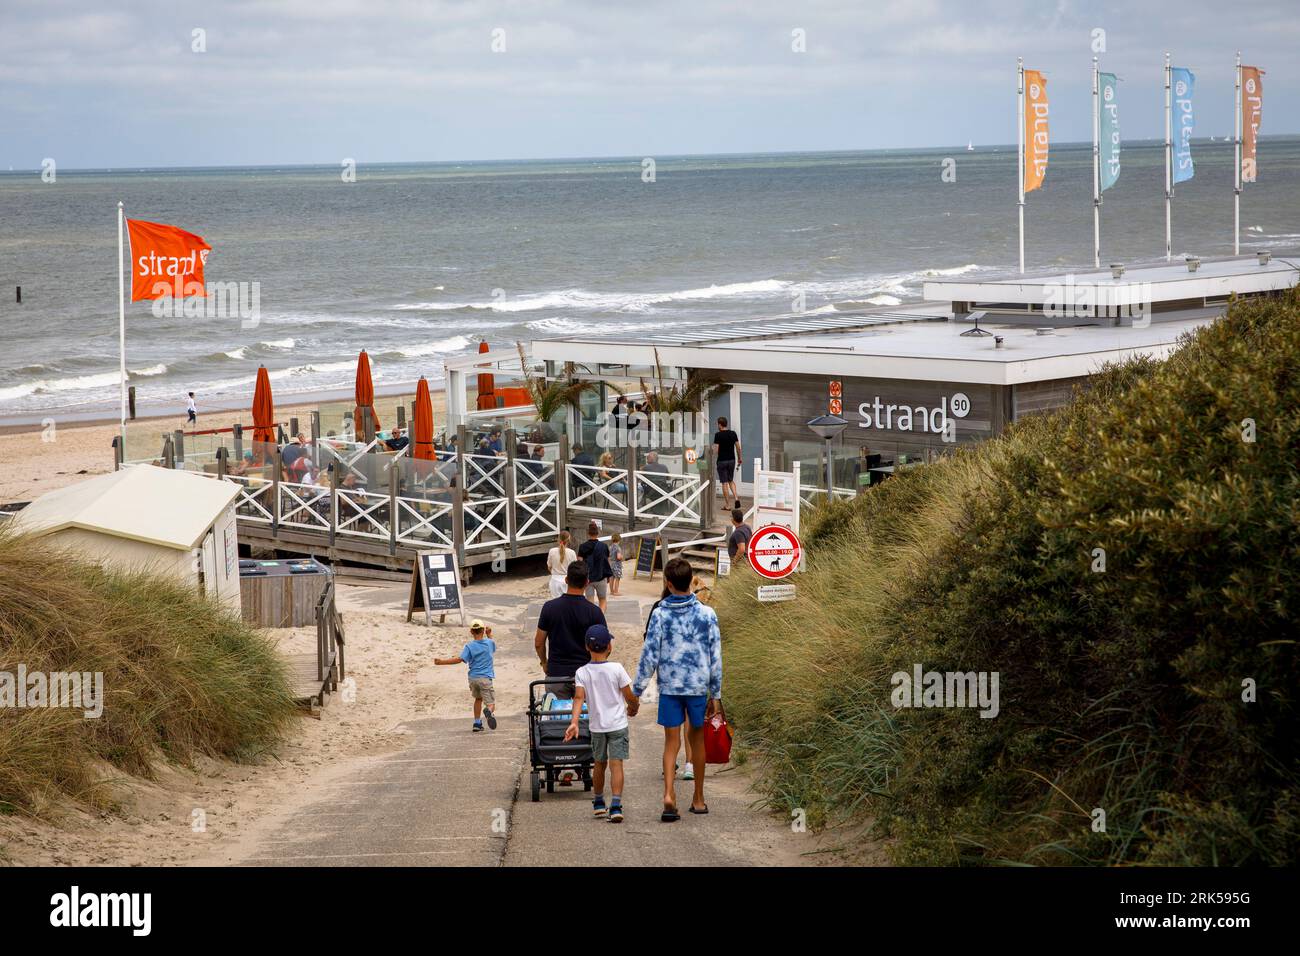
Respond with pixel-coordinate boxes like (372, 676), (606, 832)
(281, 432), (310, 468)
(487, 428), (504, 454)
(572, 444), (594, 467)
(598, 451), (627, 495)
(385, 427), (410, 452)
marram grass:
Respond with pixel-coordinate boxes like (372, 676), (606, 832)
(715, 291), (1300, 866)
(0, 528), (297, 817)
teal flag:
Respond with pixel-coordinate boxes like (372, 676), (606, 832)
(1099, 72), (1120, 191)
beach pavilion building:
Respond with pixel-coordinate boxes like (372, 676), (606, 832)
(14, 465), (243, 610)
(512, 255), (1299, 496)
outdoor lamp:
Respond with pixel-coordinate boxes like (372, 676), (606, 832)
(807, 413), (849, 499)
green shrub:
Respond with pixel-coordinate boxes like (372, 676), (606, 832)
(715, 291), (1300, 866)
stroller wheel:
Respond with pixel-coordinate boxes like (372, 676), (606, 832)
(530, 771), (540, 803)
(545, 769), (555, 794)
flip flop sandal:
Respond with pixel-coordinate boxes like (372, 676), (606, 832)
(661, 807), (680, 823)
(688, 805), (709, 815)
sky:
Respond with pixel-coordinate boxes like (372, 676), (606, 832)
(1, 0), (1297, 168)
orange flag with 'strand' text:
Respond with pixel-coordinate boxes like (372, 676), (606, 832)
(126, 219), (212, 302)
(1024, 69), (1049, 193)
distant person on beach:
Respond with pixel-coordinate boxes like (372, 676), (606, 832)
(563, 624), (639, 822)
(185, 392), (197, 424)
(728, 508), (752, 562)
(535, 560), (606, 703)
(608, 533), (624, 595)
(712, 416), (742, 510)
(385, 427), (409, 452)
(434, 620), (497, 732)
(578, 521), (612, 613)
(546, 530), (579, 598)
(633, 556), (723, 822)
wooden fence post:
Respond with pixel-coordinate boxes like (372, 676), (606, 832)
(162, 435), (175, 469)
(388, 461), (399, 555)
(704, 440), (716, 529)
(310, 411), (321, 444)
(555, 432), (569, 537)
(328, 464), (338, 547)
(626, 442), (638, 531)
(505, 428), (519, 558)
(271, 445), (282, 533)
(216, 446), (228, 480)
(172, 429), (186, 467)
(233, 423), (244, 462)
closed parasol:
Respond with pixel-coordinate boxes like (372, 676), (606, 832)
(354, 349), (380, 439)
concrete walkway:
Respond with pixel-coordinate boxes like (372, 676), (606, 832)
(236, 587), (819, 867)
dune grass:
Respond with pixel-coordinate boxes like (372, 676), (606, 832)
(714, 291), (1300, 865)
(0, 529), (297, 816)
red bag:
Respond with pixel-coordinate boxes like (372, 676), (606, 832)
(702, 704), (734, 765)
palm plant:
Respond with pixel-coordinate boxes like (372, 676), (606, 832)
(638, 347), (731, 415)
(514, 343), (601, 423)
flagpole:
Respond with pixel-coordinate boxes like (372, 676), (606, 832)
(1170, 52), (1180, 261)
(1234, 51), (1242, 256)
(118, 201), (127, 432)
(1018, 57), (1025, 275)
(1092, 56), (1100, 269)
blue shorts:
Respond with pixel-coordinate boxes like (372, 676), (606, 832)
(657, 694), (708, 728)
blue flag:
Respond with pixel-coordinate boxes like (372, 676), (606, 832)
(1172, 67), (1195, 184)
(1099, 72), (1120, 191)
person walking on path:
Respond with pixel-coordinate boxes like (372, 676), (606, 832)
(563, 624), (639, 822)
(185, 391), (197, 425)
(577, 521), (612, 613)
(546, 530), (579, 599)
(608, 533), (624, 596)
(434, 620), (498, 732)
(727, 507), (752, 563)
(711, 416), (742, 509)
(535, 561), (606, 701)
(632, 557), (723, 822)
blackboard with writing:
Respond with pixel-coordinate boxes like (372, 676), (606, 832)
(633, 536), (658, 580)
(407, 550), (466, 626)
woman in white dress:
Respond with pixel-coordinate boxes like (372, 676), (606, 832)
(546, 530), (578, 598)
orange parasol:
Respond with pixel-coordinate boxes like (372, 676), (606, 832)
(252, 365), (276, 445)
(354, 349), (380, 438)
(476, 338), (496, 410)
(413, 376), (436, 461)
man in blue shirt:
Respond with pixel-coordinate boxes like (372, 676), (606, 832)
(435, 620), (498, 731)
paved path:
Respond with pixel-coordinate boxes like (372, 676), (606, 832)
(238, 589), (817, 867)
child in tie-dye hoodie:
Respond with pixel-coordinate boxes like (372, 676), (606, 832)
(633, 557), (722, 822)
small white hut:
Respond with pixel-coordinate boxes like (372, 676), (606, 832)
(14, 465), (243, 610)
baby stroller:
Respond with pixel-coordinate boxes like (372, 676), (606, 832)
(527, 678), (593, 802)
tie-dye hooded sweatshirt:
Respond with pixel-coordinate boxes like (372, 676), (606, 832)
(633, 593), (722, 698)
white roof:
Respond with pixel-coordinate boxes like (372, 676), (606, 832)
(531, 307), (1220, 386)
(15, 465), (240, 551)
(923, 254), (1299, 306)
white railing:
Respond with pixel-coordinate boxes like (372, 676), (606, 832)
(634, 470), (701, 524)
(278, 480), (331, 532)
(225, 474), (273, 526)
(568, 462), (629, 516)
(513, 459), (558, 543)
(395, 496), (454, 549)
(335, 485), (392, 541)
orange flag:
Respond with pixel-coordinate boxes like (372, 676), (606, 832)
(1023, 69), (1050, 193)
(1241, 66), (1264, 183)
(126, 219), (211, 302)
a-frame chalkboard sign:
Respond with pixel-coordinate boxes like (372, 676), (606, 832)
(406, 550), (467, 626)
(632, 535), (659, 580)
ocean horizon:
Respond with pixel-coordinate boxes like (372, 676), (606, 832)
(4, 138), (1299, 422)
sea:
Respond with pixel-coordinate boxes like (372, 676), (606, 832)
(3, 137), (1299, 422)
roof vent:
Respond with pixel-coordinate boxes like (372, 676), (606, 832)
(1035, 327), (1054, 335)
(1110, 263), (1125, 279)
(1186, 255), (1201, 273)
(1258, 250), (1272, 266)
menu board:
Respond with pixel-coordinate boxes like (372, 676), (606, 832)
(633, 536), (659, 579)
(407, 550), (466, 626)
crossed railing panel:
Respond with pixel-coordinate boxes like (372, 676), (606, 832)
(278, 480), (331, 532)
(335, 487), (392, 540)
(395, 496), (454, 549)
(567, 463), (629, 516)
(633, 471), (701, 524)
(225, 474), (273, 525)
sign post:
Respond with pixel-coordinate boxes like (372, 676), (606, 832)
(407, 550), (467, 626)
(748, 524), (801, 593)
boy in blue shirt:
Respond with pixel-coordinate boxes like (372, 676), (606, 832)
(436, 620), (498, 732)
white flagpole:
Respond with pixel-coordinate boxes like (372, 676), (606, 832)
(1018, 57), (1025, 275)
(1170, 51), (1180, 261)
(1234, 51), (1242, 256)
(1092, 56), (1100, 269)
(118, 201), (127, 432)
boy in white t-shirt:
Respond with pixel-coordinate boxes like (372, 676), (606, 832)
(564, 624), (639, 822)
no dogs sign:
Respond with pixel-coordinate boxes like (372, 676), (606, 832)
(748, 524), (801, 580)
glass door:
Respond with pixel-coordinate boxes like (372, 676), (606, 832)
(708, 384), (768, 498)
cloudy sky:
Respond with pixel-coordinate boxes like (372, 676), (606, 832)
(2, 0), (1296, 168)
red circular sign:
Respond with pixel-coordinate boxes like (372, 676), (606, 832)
(748, 524), (801, 579)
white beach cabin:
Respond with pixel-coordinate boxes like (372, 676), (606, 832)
(14, 465), (243, 611)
